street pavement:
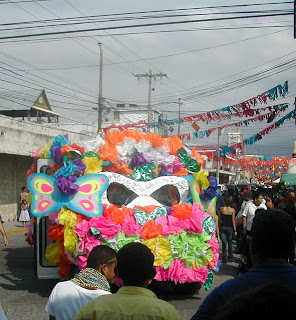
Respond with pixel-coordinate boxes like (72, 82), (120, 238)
(0, 222), (239, 320)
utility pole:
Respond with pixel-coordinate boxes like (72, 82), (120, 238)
(177, 98), (183, 135)
(294, 0), (296, 39)
(98, 42), (103, 131)
(216, 127), (221, 184)
(134, 70), (167, 132)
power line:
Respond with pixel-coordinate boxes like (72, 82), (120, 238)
(0, 11), (292, 41)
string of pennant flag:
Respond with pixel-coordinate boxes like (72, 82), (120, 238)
(178, 103), (289, 141)
(218, 108), (296, 155)
(105, 81), (288, 131)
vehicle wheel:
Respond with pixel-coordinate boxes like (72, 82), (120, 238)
(171, 282), (202, 295)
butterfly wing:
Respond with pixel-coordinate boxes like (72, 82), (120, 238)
(67, 174), (109, 218)
(27, 173), (62, 217)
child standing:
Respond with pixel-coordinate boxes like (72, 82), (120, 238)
(19, 199), (30, 227)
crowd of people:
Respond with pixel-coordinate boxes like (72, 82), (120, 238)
(0, 184), (296, 319)
(216, 184), (296, 270)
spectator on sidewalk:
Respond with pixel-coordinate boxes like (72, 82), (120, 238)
(46, 245), (117, 320)
(0, 214), (8, 247)
(73, 242), (182, 320)
(191, 208), (296, 320)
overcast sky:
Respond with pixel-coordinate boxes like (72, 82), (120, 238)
(1, 0), (296, 156)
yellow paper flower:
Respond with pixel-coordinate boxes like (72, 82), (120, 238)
(45, 241), (63, 265)
(39, 141), (52, 159)
(58, 207), (78, 228)
(194, 169), (210, 190)
(58, 208), (79, 253)
(143, 236), (173, 266)
(83, 157), (103, 174)
(64, 225), (78, 253)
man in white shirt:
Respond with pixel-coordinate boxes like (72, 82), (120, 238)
(46, 245), (117, 320)
(242, 192), (267, 233)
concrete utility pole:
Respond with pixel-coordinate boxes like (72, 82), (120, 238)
(294, 0), (296, 39)
(176, 98), (183, 135)
(134, 70), (167, 132)
(216, 127), (221, 184)
(98, 42), (103, 131)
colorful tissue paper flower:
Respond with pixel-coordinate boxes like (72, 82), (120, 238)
(155, 215), (184, 236)
(143, 236), (172, 266)
(45, 241), (63, 265)
(144, 133), (165, 148)
(48, 210), (61, 224)
(167, 259), (209, 284)
(201, 188), (217, 200)
(98, 143), (119, 163)
(64, 227), (78, 253)
(58, 208), (78, 228)
(83, 157), (103, 174)
(121, 214), (142, 236)
(55, 162), (79, 177)
(209, 176), (218, 189)
(51, 135), (71, 149)
(129, 153), (148, 169)
(166, 136), (184, 155)
(102, 232), (140, 251)
(50, 147), (63, 164)
(105, 130), (125, 147)
(171, 203), (193, 220)
(47, 224), (64, 241)
(188, 205), (209, 234)
(178, 148), (200, 172)
(71, 143), (85, 155)
(154, 266), (169, 282)
(73, 158), (86, 175)
(57, 175), (79, 195)
(89, 216), (122, 239)
(40, 141), (52, 159)
(194, 169), (210, 190)
(103, 204), (126, 224)
(141, 220), (162, 240)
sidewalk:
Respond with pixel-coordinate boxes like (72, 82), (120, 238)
(0, 220), (27, 236)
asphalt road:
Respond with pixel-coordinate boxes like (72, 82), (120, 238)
(0, 230), (238, 320)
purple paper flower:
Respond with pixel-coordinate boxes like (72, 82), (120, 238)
(51, 147), (63, 164)
(209, 176), (218, 189)
(129, 153), (148, 169)
(57, 175), (79, 195)
(201, 188), (216, 200)
(73, 158), (86, 175)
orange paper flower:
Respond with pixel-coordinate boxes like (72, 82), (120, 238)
(166, 136), (184, 155)
(171, 203), (193, 220)
(144, 133), (165, 148)
(123, 129), (145, 142)
(105, 130), (125, 147)
(174, 167), (189, 176)
(47, 224), (64, 241)
(104, 204), (125, 224)
(141, 220), (162, 240)
(98, 143), (119, 163)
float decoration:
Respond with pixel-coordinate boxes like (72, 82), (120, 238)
(27, 131), (219, 288)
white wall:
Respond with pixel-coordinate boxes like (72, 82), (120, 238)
(0, 115), (92, 220)
(0, 114), (92, 157)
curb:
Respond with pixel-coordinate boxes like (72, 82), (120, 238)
(0, 228), (27, 236)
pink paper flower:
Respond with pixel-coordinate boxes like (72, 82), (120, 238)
(122, 214), (142, 236)
(89, 216), (122, 239)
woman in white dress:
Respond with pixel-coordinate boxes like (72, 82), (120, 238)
(19, 199), (30, 227)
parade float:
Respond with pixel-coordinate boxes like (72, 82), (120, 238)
(25, 129), (219, 292)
